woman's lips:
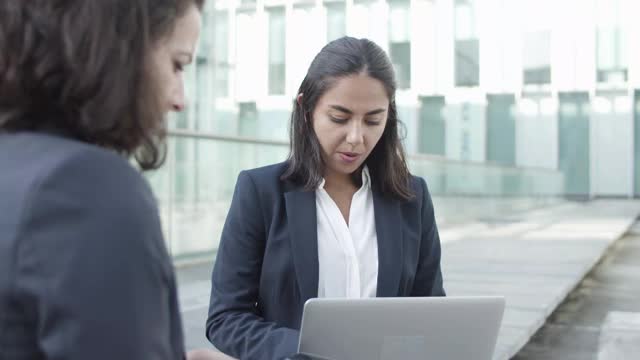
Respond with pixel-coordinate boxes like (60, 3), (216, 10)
(338, 152), (360, 163)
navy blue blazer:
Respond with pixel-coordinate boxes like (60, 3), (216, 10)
(0, 132), (185, 360)
(206, 162), (445, 360)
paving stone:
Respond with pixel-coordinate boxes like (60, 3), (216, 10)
(597, 312), (640, 360)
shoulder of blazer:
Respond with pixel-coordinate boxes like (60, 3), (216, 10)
(242, 161), (289, 181)
(241, 161), (302, 195)
(238, 161), (291, 211)
(381, 174), (427, 208)
(4, 132), (147, 198)
(409, 175), (427, 199)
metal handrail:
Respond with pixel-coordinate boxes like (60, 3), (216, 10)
(167, 129), (562, 174)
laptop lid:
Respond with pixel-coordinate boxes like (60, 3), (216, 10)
(298, 296), (505, 360)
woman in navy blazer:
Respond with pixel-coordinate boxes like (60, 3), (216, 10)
(206, 37), (445, 360)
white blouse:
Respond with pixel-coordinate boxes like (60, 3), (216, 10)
(315, 167), (379, 298)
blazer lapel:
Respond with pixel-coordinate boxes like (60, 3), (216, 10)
(284, 189), (319, 301)
(374, 191), (403, 297)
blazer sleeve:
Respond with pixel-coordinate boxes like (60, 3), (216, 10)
(14, 151), (184, 360)
(206, 171), (299, 360)
(411, 177), (446, 297)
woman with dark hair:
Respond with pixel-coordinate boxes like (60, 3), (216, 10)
(0, 0), (232, 359)
(206, 36), (445, 360)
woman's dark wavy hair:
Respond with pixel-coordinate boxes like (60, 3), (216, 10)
(0, 0), (204, 170)
(282, 36), (414, 200)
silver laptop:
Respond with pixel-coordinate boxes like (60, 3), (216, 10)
(297, 296), (505, 360)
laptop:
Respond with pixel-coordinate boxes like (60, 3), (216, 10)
(297, 296), (505, 360)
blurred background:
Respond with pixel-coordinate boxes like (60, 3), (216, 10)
(144, 0), (640, 260)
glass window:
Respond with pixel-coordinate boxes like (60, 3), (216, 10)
(596, 0), (627, 84)
(238, 102), (258, 137)
(454, 0), (475, 40)
(454, 0), (479, 87)
(235, 10), (260, 101)
(268, 7), (286, 95)
(326, 2), (346, 42)
(351, 0), (376, 40)
(195, 57), (212, 131)
(597, 28), (627, 83)
(389, 0), (411, 89)
(214, 11), (229, 98)
(523, 31), (551, 85)
(174, 138), (189, 202)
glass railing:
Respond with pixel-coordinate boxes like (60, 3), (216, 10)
(145, 131), (564, 259)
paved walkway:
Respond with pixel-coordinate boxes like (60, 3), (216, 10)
(442, 200), (640, 360)
(176, 200), (640, 358)
(514, 222), (640, 359)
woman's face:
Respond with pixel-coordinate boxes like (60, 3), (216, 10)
(150, 4), (202, 115)
(309, 73), (389, 181)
